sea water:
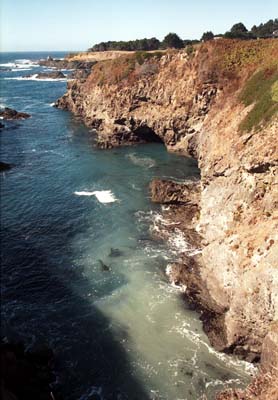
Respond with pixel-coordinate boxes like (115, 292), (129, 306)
(0, 52), (254, 400)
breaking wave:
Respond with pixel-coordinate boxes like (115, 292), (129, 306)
(74, 190), (118, 203)
(4, 74), (68, 82)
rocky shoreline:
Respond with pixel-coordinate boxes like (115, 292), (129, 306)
(38, 57), (96, 71)
(55, 39), (278, 394)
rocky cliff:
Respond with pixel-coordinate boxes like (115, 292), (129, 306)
(56, 39), (278, 375)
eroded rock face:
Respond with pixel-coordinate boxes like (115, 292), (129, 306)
(56, 40), (278, 365)
(217, 325), (278, 400)
(56, 49), (219, 152)
(150, 179), (200, 204)
(0, 108), (30, 120)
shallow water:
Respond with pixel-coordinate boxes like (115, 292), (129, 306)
(0, 52), (254, 399)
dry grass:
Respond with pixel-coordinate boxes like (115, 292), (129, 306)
(86, 51), (164, 87)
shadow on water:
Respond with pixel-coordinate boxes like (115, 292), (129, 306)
(0, 224), (149, 400)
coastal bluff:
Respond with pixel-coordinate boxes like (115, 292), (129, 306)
(56, 39), (278, 391)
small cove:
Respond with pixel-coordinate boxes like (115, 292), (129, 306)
(0, 52), (254, 400)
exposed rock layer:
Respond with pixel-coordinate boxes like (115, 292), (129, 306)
(56, 40), (278, 371)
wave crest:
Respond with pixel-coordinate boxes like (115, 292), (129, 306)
(74, 190), (118, 203)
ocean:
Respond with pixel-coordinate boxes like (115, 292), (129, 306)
(0, 52), (253, 400)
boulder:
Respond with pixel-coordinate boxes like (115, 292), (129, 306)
(149, 178), (200, 204)
(0, 108), (30, 120)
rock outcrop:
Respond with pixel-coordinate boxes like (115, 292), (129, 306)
(38, 58), (96, 71)
(56, 39), (278, 375)
(0, 108), (30, 120)
(34, 71), (66, 80)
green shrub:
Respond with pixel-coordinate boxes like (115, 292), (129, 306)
(134, 51), (163, 65)
(271, 81), (278, 102)
(239, 68), (278, 132)
(185, 44), (195, 57)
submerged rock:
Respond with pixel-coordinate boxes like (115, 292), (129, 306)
(0, 107), (30, 120)
(98, 259), (111, 271)
(0, 161), (13, 171)
(109, 248), (123, 257)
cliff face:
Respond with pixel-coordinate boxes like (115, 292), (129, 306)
(57, 40), (278, 367)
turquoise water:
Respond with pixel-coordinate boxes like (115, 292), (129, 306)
(0, 53), (253, 399)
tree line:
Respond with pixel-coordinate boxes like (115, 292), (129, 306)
(202, 19), (278, 41)
(88, 34), (196, 52)
(88, 19), (278, 51)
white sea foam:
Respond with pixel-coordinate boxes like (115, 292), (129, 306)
(4, 74), (67, 82)
(205, 378), (242, 389)
(168, 230), (189, 252)
(15, 59), (36, 64)
(170, 318), (257, 376)
(74, 190), (118, 203)
(0, 61), (39, 69)
(11, 68), (32, 72)
(0, 63), (17, 68)
(167, 228), (202, 256)
(126, 153), (156, 168)
(49, 102), (56, 107)
(14, 59), (39, 68)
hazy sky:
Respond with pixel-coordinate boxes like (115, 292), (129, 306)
(1, 0), (277, 51)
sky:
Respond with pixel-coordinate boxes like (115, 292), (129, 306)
(1, 0), (277, 51)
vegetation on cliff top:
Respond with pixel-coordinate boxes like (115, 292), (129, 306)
(239, 67), (278, 132)
(88, 19), (277, 53)
(202, 39), (278, 131)
(216, 39), (278, 72)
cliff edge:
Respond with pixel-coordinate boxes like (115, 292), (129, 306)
(56, 39), (278, 375)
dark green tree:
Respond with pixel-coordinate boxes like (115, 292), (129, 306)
(201, 31), (214, 41)
(224, 22), (254, 39)
(162, 33), (184, 49)
(251, 19), (278, 37)
(230, 22), (248, 34)
(89, 37), (161, 52)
